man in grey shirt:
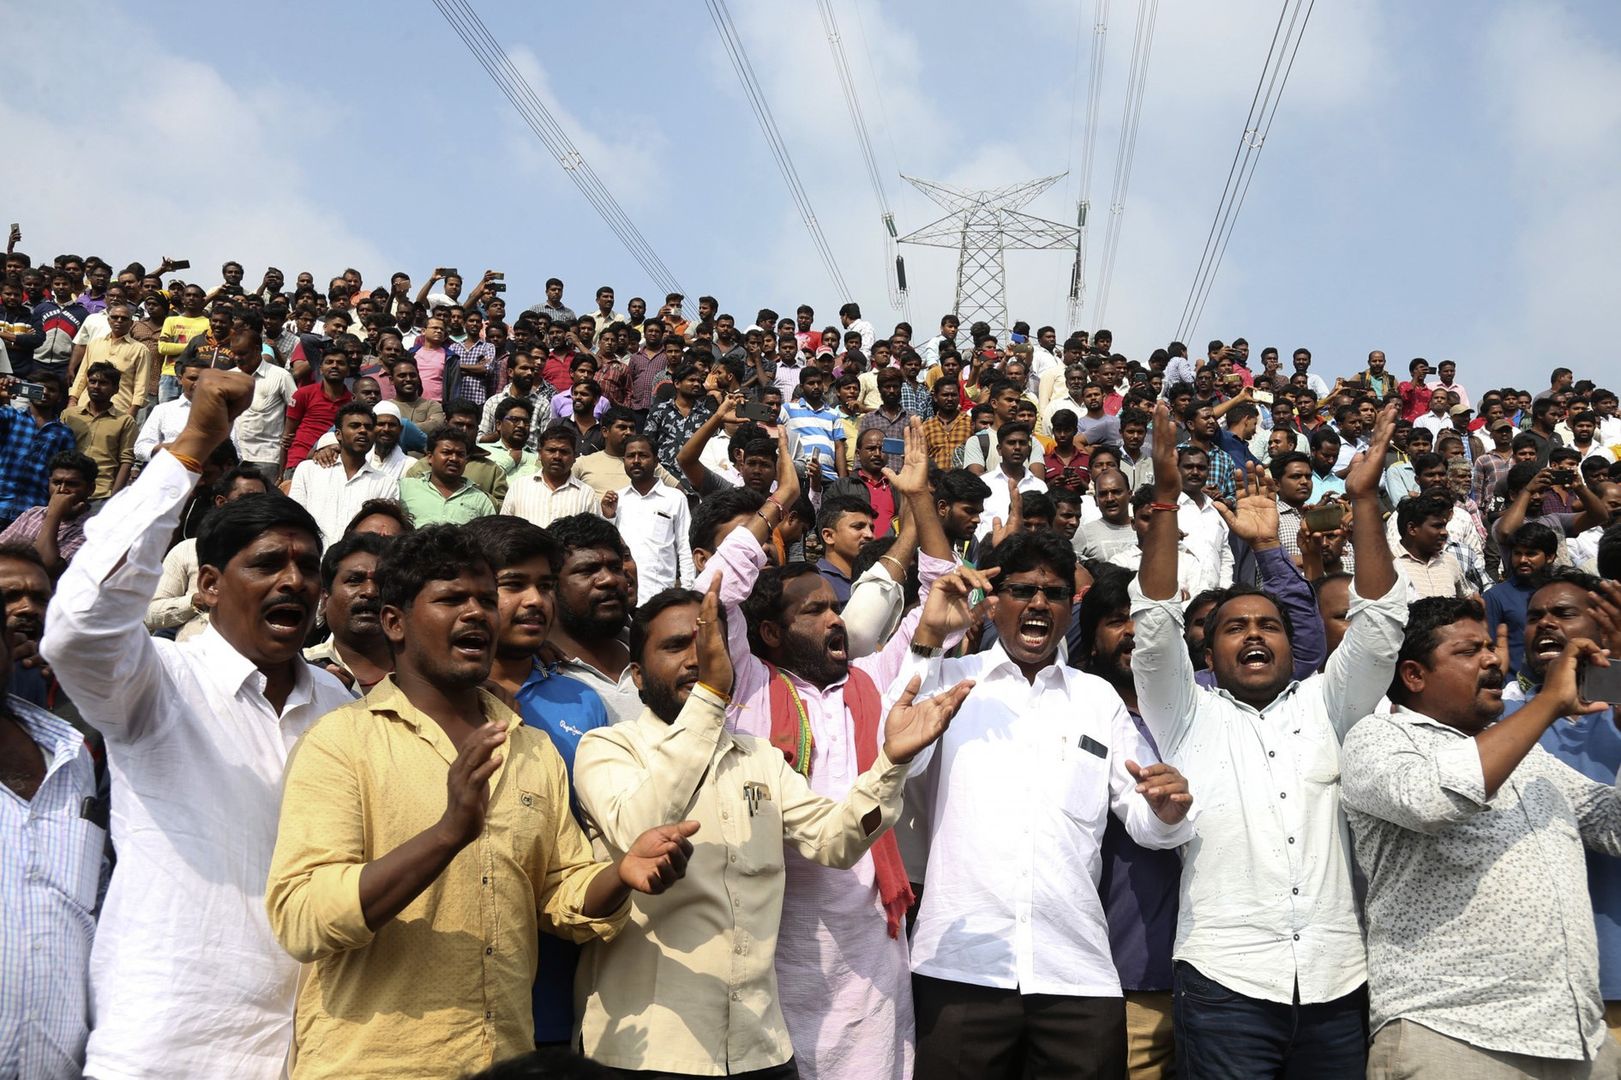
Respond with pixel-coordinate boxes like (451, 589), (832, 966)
(1342, 596), (1621, 1077)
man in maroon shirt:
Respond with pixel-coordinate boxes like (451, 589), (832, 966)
(540, 321), (578, 394)
(282, 349), (353, 474)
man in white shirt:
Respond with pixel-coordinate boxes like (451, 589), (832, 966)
(1128, 400), (1406, 1079)
(613, 433), (693, 595)
(231, 339), (297, 481)
(838, 302), (876, 353)
(1175, 446), (1234, 592)
(899, 529), (1194, 1079)
(134, 354), (203, 462)
(501, 423), (612, 528)
(975, 423), (1047, 541)
(287, 403), (399, 550)
(917, 314), (959, 371)
(41, 369), (355, 1080)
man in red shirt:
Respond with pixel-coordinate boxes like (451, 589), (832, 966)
(1398, 357), (1434, 422)
(282, 349), (353, 473)
(540, 321), (577, 393)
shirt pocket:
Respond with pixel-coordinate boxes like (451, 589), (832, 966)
(44, 813), (106, 913)
(735, 779), (786, 876)
(1056, 734), (1111, 824)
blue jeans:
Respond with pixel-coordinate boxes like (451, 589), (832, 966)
(158, 373), (180, 403)
(1173, 961), (1367, 1079)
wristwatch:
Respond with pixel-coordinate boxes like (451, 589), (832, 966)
(909, 642), (944, 659)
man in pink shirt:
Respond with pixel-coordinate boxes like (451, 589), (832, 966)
(406, 314), (451, 402)
(694, 422), (960, 1080)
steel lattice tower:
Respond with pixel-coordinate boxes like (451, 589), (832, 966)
(897, 174), (1079, 342)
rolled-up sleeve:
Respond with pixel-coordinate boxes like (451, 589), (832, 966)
(535, 744), (630, 943)
(1340, 714), (1487, 834)
(779, 746), (910, 869)
(264, 723), (377, 962)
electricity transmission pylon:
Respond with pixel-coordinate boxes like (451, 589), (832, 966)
(897, 174), (1078, 341)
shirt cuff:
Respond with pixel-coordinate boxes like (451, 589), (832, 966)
(1127, 576), (1187, 624)
(917, 551), (955, 586)
(309, 862), (376, 954)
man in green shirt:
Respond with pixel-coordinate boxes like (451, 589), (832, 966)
(398, 427), (496, 525)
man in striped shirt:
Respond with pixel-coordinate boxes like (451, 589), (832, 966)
(784, 366), (843, 482)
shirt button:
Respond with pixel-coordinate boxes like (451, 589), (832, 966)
(1268, 750), (1276, 758)
(1279, 792), (1287, 799)
(1288, 836), (1296, 844)
(731, 990), (741, 1001)
(721, 810), (729, 820)
(484, 1010), (493, 1020)
(485, 946), (494, 955)
(1292, 887), (1299, 895)
(482, 876), (489, 885)
(1293, 934), (1300, 941)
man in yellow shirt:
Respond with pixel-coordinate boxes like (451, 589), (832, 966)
(157, 283), (209, 402)
(68, 300), (153, 414)
(570, 573), (977, 1077)
(264, 524), (704, 1079)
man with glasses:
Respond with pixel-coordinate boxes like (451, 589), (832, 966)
(898, 531), (1195, 1079)
(67, 301), (153, 415)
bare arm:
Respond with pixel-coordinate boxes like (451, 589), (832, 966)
(676, 391), (740, 490)
(1344, 400), (1399, 600)
(1138, 400), (1183, 601)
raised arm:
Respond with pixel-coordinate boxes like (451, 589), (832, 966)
(676, 391), (741, 491)
(1570, 469), (1612, 534)
(1129, 399), (1202, 751)
(42, 369), (254, 738)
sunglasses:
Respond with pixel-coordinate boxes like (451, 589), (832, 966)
(996, 582), (1074, 604)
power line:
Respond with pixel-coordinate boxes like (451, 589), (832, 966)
(704, 0), (853, 299)
(431, 0), (684, 297)
(1175, 0), (1313, 341)
(815, 0), (909, 318)
(1092, 0), (1159, 325)
(1065, 0), (1109, 329)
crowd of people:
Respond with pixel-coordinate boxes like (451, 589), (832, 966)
(4, 229), (1621, 1080)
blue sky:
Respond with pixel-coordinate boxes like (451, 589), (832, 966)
(4, 1), (1619, 392)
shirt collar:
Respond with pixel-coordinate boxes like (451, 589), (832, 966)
(7, 694), (86, 772)
(365, 675), (523, 759)
(976, 639), (1067, 687)
(1388, 702), (1472, 736)
(195, 623), (318, 711)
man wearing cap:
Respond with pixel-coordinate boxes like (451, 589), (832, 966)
(1448, 403), (1484, 461)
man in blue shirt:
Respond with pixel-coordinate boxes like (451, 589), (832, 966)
(465, 515), (611, 1046)
(1484, 521), (1557, 677)
(0, 374), (78, 528)
(1507, 570), (1621, 1035)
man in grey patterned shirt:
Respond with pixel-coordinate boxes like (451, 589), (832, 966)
(1343, 595), (1621, 1077)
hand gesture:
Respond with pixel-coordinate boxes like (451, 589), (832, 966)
(1213, 462), (1281, 548)
(437, 721), (507, 849)
(1527, 468), (1555, 496)
(917, 565), (999, 645)
(807, 449), (825, 492)
(1540, 638), (1613, 719)
(988, 476), (1023, 547)
(1149, 399), (1182, 499)
(619, 820), (701, 895)
(695, 573), (734, 698)
(310, 445), (341, 469)
(1126, 760), (1194, 823)
(718, 391), (744, 420)
(884, 416), (929, 498)
(882, 674), (976, 764)
(181, 369), (255, 450)
(774, 426), (802, 506)
(601, 490), (618, 519)
(45, 486), (87, 521)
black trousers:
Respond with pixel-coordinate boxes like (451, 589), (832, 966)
(603, 1060), (798, 1080)
(913, 973), (1127, 1080)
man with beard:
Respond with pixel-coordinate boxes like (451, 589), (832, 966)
(932, 467), (993, 563)
(265, 525), (696, 1078)
(1129, 399), (1406, 1079)
(41, 369), (356, 1079)
(288, 404), (398, 551)
(614, 434), (693, 595)
(478, 349), (551, 452)
(465, 515), (612, 1047)
(693, 429), (958, 1080)
(1342, 595), (1621, 1076)
(303, 532), (392, 695)
(501, 424), (611, 528)
(574, 406), (680, 495)
(899, 535), (1194, 1080)
(0, 540), (108, 1078)
(387, 357), (446, 433)
(398, 428), (497, 527)
(571, 575), (974, 1078)
(1504, 571), (1621, 1041)
(546, 513), (641, 726)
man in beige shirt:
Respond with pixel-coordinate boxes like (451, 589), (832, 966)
(68, 300), (154, 414)
(572, 574), (976, 1077)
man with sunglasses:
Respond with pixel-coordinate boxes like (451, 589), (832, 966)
(67, 300), (154, 415)
(891, 529), (1194, 1079)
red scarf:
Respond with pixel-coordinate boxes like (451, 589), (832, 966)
(766, 663), (915, 938)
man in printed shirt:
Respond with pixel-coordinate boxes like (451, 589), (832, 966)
(1344, 595), (1621, 1077)
(265, 524), (703, 1079)
(41, 370), (356, 1079)
(572, 575), (974, 1078)
(693, 421), (957, 1080)
(1129, 400), (1407, 1079)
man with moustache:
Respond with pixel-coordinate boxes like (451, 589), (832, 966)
(898, 534), (1195, 1080)
(41, 369), (357, 1079)
(545, 513), (641, 726)
(1503, 572), (1621, 1045)
(570, 576), (975, 1077)
(693, 429), (955, 1080)
(1077, 468), (1138, 561)
(1130, 400), (1407, 1079)
(264, 525), (698, 1078)
(1343, 594), (1621, 1076)
(303, 532), (393, 695)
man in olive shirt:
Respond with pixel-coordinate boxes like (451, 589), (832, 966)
(62, 361), (137, 502)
